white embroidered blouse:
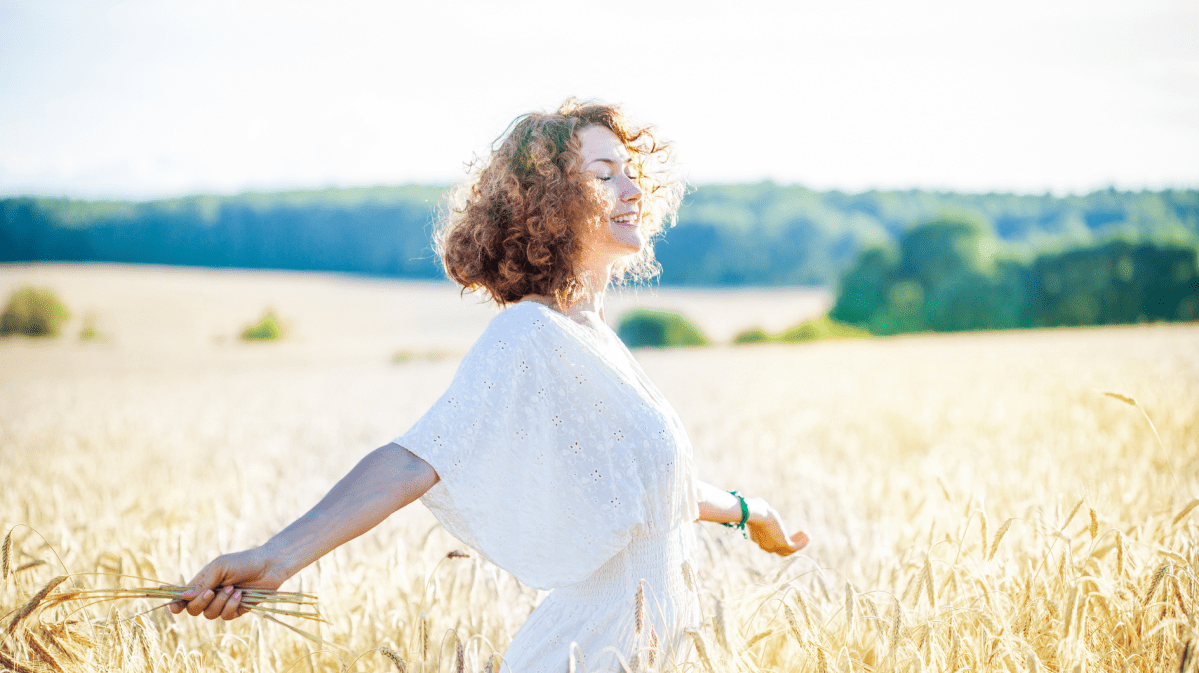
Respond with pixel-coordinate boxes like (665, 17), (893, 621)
(397, 301), (700, 590)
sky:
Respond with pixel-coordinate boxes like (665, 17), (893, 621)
(1, 0), (1197, 200)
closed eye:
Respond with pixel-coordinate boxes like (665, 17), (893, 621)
(596, 170), (637, 183)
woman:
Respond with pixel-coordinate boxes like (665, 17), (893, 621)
(171, 99), (809, 672)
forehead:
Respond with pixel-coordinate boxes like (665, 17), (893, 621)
(577, 125), (630, 162)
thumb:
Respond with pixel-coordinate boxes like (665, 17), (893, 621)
(180, 561), (224, 599)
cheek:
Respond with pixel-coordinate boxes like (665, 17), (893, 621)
(598, 184), (620, 210)
(580, 177), (617, 215)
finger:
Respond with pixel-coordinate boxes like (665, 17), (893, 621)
(775, 530), (810, 556)
(185, 589), (216, 616)
(221, 589), (244, 621)
(179, 564), (217, 603)
(791, 530), (810, 550)
(165, 581), (189, 614)
(204, 585), (234, 620)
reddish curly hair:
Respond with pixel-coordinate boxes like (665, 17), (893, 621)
(436, 99), (683, 307)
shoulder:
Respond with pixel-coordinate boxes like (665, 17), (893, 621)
(447, 302), (587, 398)
(483, 301), (570, 345)
(466, 302), (573, 362)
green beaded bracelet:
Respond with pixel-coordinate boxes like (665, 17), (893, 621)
(721, 490), (749, 538)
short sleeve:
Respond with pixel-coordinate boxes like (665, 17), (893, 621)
(395, 308), (648, 590)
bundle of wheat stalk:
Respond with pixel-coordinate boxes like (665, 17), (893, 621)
(2, 567), (323, 673)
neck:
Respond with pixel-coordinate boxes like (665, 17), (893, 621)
(524, 258), (614, 324)
(569, 259), (614, 321)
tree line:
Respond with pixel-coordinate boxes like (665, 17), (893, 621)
(2, 183), (1197, 299)
(0, 186), (448, 278)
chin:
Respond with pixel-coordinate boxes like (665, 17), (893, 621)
(610, 226), (645, 254)
(583, 222), (646, 265)
(615, 239), (645, 258)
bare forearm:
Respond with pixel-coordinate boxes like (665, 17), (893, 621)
(697, 479), (809, 556)
(263, 443), (439, 578)
(696, 480), (767, 525)
(172, 443), (439, 620)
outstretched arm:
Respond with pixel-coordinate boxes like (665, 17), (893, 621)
(696, 480), (809, 556)
(171, 443), (438, 620)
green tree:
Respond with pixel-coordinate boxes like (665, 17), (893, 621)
(834, 217), (1016, 334)
(1028, 241), (1199, 326)
(829, 246), (895, 324)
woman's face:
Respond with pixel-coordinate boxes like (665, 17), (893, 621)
(576, 125), (645, 264)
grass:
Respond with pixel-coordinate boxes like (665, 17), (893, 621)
(1, 277), (1196, 672)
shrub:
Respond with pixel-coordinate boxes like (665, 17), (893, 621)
(733, 327), (770, 344)
(775, 315), (872, 343)
(0, 286), (70, 337)
(616, 308), (709, 348)
(240, 309), (284, 341)
(392, 350), (449, 364)
(79, 313), (101, 341)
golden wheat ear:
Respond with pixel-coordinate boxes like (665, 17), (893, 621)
(1101, 391), (1138, 406)
(6, 575), (69, 634)
(686, 629), (716, 673)
(379, 647), (407, 673)
(1172, 499), (1199, 526)
(1, 530), (11, 583)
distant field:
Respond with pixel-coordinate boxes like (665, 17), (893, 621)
(1, 263), (1196, 672)
(0, 263), (829, 362)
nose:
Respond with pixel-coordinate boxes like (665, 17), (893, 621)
(620, 174), (643, 203)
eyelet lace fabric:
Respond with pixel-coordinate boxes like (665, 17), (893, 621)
(396, 301), (701, 671)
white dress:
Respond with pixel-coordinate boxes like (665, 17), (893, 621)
(396, 301), (701, 672)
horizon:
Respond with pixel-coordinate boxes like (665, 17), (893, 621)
(3, 180), (1196, 205)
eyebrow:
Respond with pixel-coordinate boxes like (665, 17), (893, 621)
(586, 158), (631, 167)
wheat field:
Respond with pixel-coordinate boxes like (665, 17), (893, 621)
(2, 263), (1197, 673)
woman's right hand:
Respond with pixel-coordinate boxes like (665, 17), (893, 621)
(169, 546), (287, 620)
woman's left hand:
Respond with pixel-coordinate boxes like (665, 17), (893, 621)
(745, 497), (809, 556)
(696, 481), (810, 556)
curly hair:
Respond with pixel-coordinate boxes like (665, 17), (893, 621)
(436, 98), (683, 307)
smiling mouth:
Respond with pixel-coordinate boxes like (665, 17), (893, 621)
(611, 212), (639, 227)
